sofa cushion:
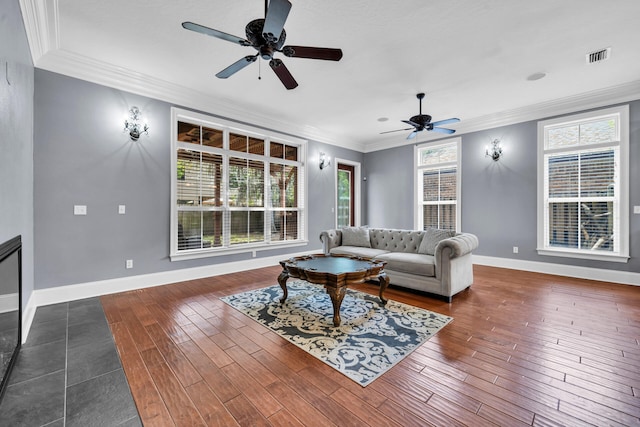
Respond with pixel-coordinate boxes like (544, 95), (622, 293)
(341, 227), (371, 248)
(374, 252), (435, 277)
(330, 246), (389, 258)
(418, 228), (456, 255)
(369, 229), (424, 253)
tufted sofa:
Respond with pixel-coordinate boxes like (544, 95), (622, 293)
(319, 227), (479, 302)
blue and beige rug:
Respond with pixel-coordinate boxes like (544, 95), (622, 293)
(221, 281), (452, 386)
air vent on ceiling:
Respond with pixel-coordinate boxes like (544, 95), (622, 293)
(586, 47), (611, 64)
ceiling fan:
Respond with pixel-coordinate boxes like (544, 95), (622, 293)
(182, 0), (343, 90)
(381, 93), (460, 140)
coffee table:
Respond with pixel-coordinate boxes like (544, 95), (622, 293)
(278, 254), (389, 326)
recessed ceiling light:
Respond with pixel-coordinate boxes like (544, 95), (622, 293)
(377, 117), (389, 122)
(527, 72), (547, 81)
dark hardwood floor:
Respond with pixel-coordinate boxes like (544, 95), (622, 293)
(101, 265), (640, 426)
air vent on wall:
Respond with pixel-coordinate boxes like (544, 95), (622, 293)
(586, 47), (611, 64)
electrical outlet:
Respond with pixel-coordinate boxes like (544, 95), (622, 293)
(118, 205), (126, 214)
(126, 259), (133, 269)
(513, 246), (519, 254)
(73, 205), (87, 215)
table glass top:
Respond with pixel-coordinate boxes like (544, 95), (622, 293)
(290, 256), (376, 274)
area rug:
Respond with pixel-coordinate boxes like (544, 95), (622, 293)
(220, 281), (452, 386)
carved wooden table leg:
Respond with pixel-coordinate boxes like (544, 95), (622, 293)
(378, 272), (389, 305)
(326, 286), (347, 327)
(277, 270), (289, 303)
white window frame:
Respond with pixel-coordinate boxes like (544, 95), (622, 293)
(170, 107), (308, 261)
(414, 137), (462, 232)
(536, 105), (629, 262)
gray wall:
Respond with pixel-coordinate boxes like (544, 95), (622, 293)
(0, 0), (34, 312)
(363, 144), (414, 229)
(33, 70), (364, 289)
(365, 101), (640, 274)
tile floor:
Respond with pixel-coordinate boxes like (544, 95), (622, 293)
(0, 298), (140, 426)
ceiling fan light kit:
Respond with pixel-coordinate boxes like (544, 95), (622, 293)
(381, 93), (460, 140)
(182, 0), (343, 89)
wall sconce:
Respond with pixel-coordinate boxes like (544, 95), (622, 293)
(485, 139), (503, 161)
(123, 106), (149, 141)
(319, 152), (331, 170)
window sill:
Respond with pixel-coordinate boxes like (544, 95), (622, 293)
(536, 248), (629, 263)
(170, 240), (309, 262)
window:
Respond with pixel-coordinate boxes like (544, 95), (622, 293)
(415, 138), (461, 231)
(171, 108), (307, 260)
(537, 105), (629, 262)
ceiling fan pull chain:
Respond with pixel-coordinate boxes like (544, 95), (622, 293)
(258, 58), (262, 80)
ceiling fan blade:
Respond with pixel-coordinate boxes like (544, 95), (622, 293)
(282, 46), (343, 61)
(380, 127), (414, 135)
(215, 55), (257, 79)
(401, 120), (420, 128)
(269, 58), (298, 89)
(430, 127), (456, 134)
(262, 0), (292, 43)
(407, 131), (418, 140)
(182, 21), (250, 46)
(429, 117), (460, 127)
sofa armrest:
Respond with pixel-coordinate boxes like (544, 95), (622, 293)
(434, 232), (478, 285)
(319, 229), (342, 254)
(436, 233), (479, 258)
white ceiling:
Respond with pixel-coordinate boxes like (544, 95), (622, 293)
(21, 0), (640, 152)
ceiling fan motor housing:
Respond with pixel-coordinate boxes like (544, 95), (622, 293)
(246, 19), (286, 59)
(410, 114), (432, 129)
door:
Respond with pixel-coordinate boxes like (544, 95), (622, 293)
(337, 163), (355, 227)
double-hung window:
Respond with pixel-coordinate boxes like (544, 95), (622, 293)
(171, 108), (307, 260)
(415, 138), (461, 231)
(537, 105), (629, 262)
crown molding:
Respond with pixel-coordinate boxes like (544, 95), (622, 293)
(19, 0), (59, 64)
(364, 80), (640, 153)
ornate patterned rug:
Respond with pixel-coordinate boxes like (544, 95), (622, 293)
(220, 281), (452, 386)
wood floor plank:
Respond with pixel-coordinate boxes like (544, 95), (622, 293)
(220, 362), (283, 419)
(102, 264), (640, 426)
(177, 340), (241, 404)
(145, 323), (203, 388)
(223, 345), (279, 387)
(265, 381), (337, 427)
(329, 386), (403, 427)
(267, 408), (306, 426)
(181, 323), (234, 368)
(184, 381), (240, 427)
(108, 322), (175, 427)
(223, 394), (272, 427)
(141, 347), (207, 426)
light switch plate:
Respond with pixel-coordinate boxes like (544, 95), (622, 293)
(74, 205), (87, 215)
(634, 206), (640, 214)
(118, 205), (126, 214)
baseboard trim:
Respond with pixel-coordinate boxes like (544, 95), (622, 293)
(473, 255), (640, 286)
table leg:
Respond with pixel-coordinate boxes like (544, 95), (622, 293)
(378, 272), (389, 306)
(326, 286), (347, 327)
(277, 270), (289, 303)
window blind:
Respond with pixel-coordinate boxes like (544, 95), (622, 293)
(172, 111), (305, 258)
